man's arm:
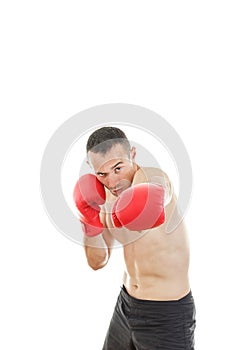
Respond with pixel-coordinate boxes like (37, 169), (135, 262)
(132, 167), (174, 206)
(84, 231), (114, 270)
(111, 167), (174, 231)
(73, 173), (115, 269)
(84, 215), (114, 270)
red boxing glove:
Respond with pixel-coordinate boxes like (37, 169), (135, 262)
(112, 183), (165, 231)
(73, 174), (106, 236)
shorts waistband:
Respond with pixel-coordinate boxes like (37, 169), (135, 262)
(121, 285), (193, 306)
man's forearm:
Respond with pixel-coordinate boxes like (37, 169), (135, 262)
(84, 234), (109, 270)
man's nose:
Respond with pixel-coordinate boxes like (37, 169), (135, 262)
(106, 173), (119, 189)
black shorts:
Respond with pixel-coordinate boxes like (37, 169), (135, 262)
(102, 285), (196, 350)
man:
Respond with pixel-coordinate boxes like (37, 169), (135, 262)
(73, 126), (196, 349)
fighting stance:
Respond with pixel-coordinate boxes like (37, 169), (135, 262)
(73, 127), (196, 349)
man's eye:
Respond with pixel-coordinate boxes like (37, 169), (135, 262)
(115, 167), (121, 173)
(97, 173), (105, 177)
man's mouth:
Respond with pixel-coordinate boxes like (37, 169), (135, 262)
(111, 187), (123, 196)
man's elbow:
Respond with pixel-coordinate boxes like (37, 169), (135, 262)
(89, 262), (106, 271)
(87, 254), (109, 271)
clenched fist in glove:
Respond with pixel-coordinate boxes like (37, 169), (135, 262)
(73, 174), (106, 236)
(112, 183), (165, 231)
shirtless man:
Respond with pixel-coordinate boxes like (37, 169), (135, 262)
(73, 126), (196, 349)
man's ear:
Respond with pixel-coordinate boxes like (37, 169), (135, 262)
(86, 158), (92, 169)
(131, 146), (136, 161)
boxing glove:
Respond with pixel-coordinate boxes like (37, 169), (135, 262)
(73, 174), (106, 236)
(112, 183), (165, 231)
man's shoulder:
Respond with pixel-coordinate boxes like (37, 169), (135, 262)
(133, 166), (169, 184)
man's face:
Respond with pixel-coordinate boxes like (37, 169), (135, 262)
(87, 143), (137, 196)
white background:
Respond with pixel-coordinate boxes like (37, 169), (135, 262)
(1, 1), (233, 349)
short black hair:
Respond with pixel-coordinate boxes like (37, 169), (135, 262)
(86, 126), (131, 155)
